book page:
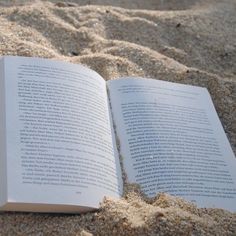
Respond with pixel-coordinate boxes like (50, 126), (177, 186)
(2, 56), (122, 211)
(0, 58), (7, 207)
(108, 77), (236, 211)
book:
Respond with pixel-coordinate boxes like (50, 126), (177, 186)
(0, 56), (235, 213)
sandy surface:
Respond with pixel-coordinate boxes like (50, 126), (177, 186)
(0, 0), (236, 235)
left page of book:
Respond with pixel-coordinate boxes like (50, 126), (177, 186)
(0, 58), (7, 208)
(1, 56), (122, 212)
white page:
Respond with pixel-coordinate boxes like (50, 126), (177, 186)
(108, 77), (236, 211)
(2, 56), (122, 211)
(0, 58), (7, 207)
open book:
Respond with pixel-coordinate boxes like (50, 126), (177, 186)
(0, 56), (235, 213)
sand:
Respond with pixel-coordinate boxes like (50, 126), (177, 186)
(0, 0), (236, 235)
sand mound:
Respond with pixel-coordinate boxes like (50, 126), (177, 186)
(1, 192), (236, 235)
(0, 0), (236, 235)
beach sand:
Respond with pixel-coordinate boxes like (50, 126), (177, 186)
(0, 0), (236, 235)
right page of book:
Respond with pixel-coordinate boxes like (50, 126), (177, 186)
(107, 77), (236, 211)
